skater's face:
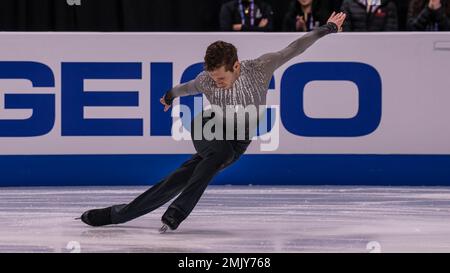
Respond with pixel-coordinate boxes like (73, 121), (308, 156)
(208, 61), (241, 89)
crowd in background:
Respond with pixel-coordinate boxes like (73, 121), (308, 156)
(220, 0), (450, 31)
(0, 0), (448, 32)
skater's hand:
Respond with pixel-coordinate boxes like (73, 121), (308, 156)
(327, 11), (346, 32)
(160, 95), (172, 112)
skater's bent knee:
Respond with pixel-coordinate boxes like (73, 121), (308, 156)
(214, 149), (235, 165)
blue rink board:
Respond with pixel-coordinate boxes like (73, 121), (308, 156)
(0, 154), (449, 186)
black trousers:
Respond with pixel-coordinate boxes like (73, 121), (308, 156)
(109, 116), (251, 227)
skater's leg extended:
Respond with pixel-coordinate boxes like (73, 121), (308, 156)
(161, 140), (238, 230)
(80, 154), (202, 226)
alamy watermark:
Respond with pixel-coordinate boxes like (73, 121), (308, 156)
(171, 97), (280, 151)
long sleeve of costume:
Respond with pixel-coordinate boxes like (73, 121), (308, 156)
(164, 78), (203, 105)
(256, 22), (338, 77)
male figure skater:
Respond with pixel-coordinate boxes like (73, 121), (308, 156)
(79, 12), (346, 232)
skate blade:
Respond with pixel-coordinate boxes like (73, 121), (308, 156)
(74, 217), (81, 220)
(159, 224), (169, 234)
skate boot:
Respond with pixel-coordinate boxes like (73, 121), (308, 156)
(159, 207), (184, 233)
(77, 207), (113, 227)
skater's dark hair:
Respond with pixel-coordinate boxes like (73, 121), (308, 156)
(204, 41), (238, 72)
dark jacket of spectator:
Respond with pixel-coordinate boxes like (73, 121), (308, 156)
(407, 0), (450, 30)
(282, 0), (332, 31)
(331, 0), (345, 11)
(220, 0), (274, 31)
(341, 0), (399, 31)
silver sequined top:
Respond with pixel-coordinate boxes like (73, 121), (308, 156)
(167, 23), (337, 137)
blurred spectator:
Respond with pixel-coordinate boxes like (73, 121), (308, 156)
(407, 0), (450, 30)
(220, 0), (274, 31)
(393, 0), (411, 30)
(341, 0), (399, 31)
(330, 0), (344, 11)
(282, 0), (332, 31)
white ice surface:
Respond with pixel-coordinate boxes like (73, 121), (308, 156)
(1, 186), (450, 253)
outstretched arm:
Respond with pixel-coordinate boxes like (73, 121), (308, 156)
(160, 77), (203, 112)
(257, 12), (346, 75)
